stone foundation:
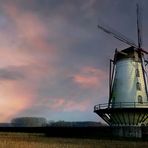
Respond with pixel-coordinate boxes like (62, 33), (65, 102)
(111, 126), (142, 138)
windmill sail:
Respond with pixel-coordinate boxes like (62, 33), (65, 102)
(137, 3), (142, 48)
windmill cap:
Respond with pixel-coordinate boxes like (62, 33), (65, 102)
(114, 46), (141, 62)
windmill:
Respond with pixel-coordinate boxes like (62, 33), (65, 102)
(94, 3), (148, 138)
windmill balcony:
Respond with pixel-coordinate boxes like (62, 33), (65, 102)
(94, 102), (148, 126)
(94, 102), (148, 111)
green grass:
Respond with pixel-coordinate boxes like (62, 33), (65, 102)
(0, 132), (147, 148)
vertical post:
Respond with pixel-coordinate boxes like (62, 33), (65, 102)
(108, 59), (114, 107)
(108, 59), (115, 107)
(109, 59), (112, 99)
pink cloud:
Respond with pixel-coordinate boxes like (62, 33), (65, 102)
(2, 2), (58, 60)
(63, 99), (90, 112)
(48, 97), (90, 112)
(0, 1), (60, 69)
(72, 67), (107, 89)
(0, 81), (34, 122)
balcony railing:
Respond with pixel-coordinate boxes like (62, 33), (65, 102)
(94, 102), (148, 111)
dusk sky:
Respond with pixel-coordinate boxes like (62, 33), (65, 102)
(0, 0), (148, 122)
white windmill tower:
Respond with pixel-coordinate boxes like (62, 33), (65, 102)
(94, 3), (148, 138)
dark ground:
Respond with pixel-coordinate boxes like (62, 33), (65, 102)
(0, 126), (147, 140)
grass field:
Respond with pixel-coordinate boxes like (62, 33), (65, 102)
(0, 132), (148, 148)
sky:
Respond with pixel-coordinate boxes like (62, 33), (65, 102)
(0, 0), (148, 122)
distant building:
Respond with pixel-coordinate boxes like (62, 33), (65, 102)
(11, 117), (47, 127)
(0, 123), (12, 127)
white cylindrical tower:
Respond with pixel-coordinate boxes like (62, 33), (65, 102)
(111, 47), (148, 108)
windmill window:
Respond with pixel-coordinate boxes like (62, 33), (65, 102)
(136, 69), (140, 77)
(138, 95), (143, 104)
(136, 82), (141, 90)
